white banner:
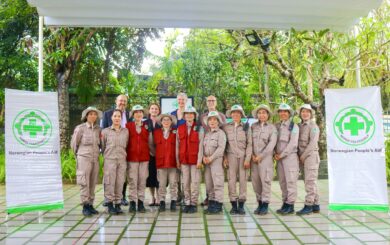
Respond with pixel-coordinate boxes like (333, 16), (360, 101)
(325, 86), (388, 211)
(5, 89), (63, 213)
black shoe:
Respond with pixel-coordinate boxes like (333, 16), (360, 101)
(115, 204), (123, 214)
(159, 201), (166, 212)
(188, 205), (197, 213)
(312, 204), (320, 213)
(170, 201), (177, 212)
(138, 200), (146, 213)
(107, 202), (117, 215)
(296, 205), (313, 215)
(208, 202), (223, 215)
(121, 198), (129, 206)
(88, 204), (99, 215)
(280, 204), (294, 215)
(238, 201), (246, 215)
(230, 201), (238, 215)
(259, 202), (269, 215)
(216, 202), (223, 213)
(276, 203), (288, 214)
(82, 204), (93, 217)
(254, 201), (262, 215)
(129, 201), (136, 213)
(183, 205), (191, 213)
(204, 200), (215, 214)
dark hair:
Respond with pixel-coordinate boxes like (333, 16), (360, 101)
(112, 109), (123, 118)
(148, 103), (161, 116)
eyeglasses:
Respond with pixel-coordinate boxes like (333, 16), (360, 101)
(207, 100), (216, 102)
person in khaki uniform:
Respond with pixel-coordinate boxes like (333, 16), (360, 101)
(126, 105), (154, 213)
(176, 106), (204, 213)
(201, 111), (227, 214)
(251, 104), (277, 215)
(296, 104), (320, 215)
(223, 105), (252, 215)
(199, 95), (227, 207)
(153, 114), (178, 212)
(101, 109), (129, 215)
(71, 106), (102, 217)
(274, 103), (299, 215)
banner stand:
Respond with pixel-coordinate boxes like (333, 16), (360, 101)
(325, 86), (388, 212)
(5, 89), (64, 214)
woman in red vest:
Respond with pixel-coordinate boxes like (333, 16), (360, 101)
(153, 114), (178, 212)
(126, 105), (153, 213)
(176, 106), (204, 213)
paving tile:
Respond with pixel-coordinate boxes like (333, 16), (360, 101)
(149, 234), (177, 242)
(297, 235), (328, 243)
(122, 230), (150, 238)
(353, 233), (387, 242)
(266, 231), (294, 240)
(179, 237), (207, 245)
(239, 236), (268, 244)
(116, 237), (147, 245)
(180, 229), (205, 237)
(89, 233), (121, 242)
(31, 233), (64, 242)
(235, 228), (262, 237)
(330, 238), (364, 245)
(289, 227), (319, 235)
(206, 225), (232, 233)
(270, 239), (301, 245)
(209, 232), (236, 241)
(321, 230), (352, 238)
(261, 225), (288, 232)
(0, 182), (388, 244)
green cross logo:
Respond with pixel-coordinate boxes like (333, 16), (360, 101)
(333, 106), (375, 146)
(344, 117), (365, 136)
(13, 109), (53, 148)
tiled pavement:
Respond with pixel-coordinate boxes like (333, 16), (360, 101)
(0, 180), (390, 244)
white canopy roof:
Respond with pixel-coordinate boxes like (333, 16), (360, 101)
(28, 0), (383, 31)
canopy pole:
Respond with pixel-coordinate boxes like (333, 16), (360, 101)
(354, 25), (361, 88)
(38, 16), (44, 92)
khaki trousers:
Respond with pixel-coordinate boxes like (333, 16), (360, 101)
(104, 159), (127, 204)
(157, 168), (178, 202)
(227, 154), (247, 202)
(127, 161), (149, 202)
(76, 156), (99, 205)
(204, 157), (225, 203)
(251, 155), (274, 203)
(300, 153), (320, 205)
(277, 154), (299, 204)
(181, 164), (201, 205)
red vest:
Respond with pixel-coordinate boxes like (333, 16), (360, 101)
(154, 128), (176, 169)
(178, 123), (199, 165)
(126, 121), (150, 162)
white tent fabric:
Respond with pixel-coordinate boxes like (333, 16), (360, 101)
(28, 0), (383, 31)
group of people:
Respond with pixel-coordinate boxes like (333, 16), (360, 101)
(71, 92), (320, 217)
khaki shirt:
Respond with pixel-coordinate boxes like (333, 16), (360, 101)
(298, 120), (319, 160)
(251, 121), (277, 159)
(223, 122), (252, 162)
(200, 128), (227, 162)
(175, 122), (205, 165)
(101, 126), (129, 160)
(71, 122), (101, 159)
(275, 119), (299, 159)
